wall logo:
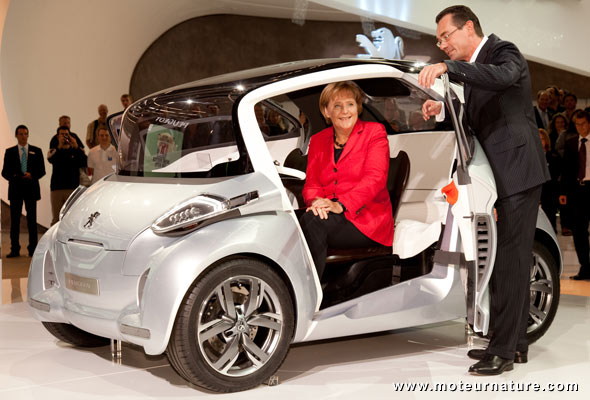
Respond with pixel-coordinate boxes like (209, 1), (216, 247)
(357, 27), (404, 60)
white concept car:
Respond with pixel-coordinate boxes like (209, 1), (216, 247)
(28, 59), (561, 392)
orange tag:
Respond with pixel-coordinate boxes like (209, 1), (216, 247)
(441, 181), (459, 205)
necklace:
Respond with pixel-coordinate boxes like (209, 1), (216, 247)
(334, 133), (347, 149)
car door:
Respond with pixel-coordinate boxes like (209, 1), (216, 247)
(304, 73), (497, 342)
(441, 74), (497, 335)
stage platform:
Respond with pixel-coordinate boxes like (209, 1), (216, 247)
(1, 295), (588, 399)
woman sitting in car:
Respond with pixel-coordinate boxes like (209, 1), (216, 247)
(300, 81), (394, 279)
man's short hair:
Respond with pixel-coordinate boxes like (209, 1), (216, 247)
(564, 92), (577, 102)
(56, 125), (70, 134)
(436, 5), (484, 37)
(573, 109), (590, 123)
(537, 90), (548, 99)
(15, 124), (28, 135)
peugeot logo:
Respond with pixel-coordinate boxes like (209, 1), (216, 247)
(84, 212), (100, 229)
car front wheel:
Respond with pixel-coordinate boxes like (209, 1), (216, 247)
(167, 258), (295, 392)
(527, 241), (560, 343)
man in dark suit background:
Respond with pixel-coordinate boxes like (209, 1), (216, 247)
(559, 110), (590, 280)
(418, 5), (549, 375)
(2, 124), (46, 257)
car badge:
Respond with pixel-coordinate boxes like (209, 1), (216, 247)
(84, 212), (100, 229)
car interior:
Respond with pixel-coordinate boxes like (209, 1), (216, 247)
(263, 77), (455, 308)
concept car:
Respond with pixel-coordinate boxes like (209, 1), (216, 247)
(28, 59), (561, 392)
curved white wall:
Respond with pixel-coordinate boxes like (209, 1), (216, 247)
(316, 0), (590, 76)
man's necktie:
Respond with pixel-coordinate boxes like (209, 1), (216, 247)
(20, 148), (27, 174)
(579, 138), (587, 181)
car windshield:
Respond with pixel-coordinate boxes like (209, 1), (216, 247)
(118, 88), (247, 178)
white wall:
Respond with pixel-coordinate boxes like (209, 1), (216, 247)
(0, 0), (355, 228)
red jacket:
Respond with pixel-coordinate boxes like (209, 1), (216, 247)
(303, 120), (394, 246)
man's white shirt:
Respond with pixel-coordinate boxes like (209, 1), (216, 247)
(88, 144), (117, 184)
(435, 35), (489, 122)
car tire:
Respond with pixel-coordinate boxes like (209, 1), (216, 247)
(41, 322), (110, 347)
(166, 258), (294, 393)
(527, 241), (560, 343)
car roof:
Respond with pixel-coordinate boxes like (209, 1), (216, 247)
(143, 58), (426, 100)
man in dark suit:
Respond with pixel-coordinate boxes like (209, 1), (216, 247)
(559, 110), (590, 280)
(2, 125), (46, 257)
(533, 90), (551, 130)
(418, 5), (549, 375)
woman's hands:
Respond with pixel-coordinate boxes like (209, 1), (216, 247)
(307, 197), (344, 219)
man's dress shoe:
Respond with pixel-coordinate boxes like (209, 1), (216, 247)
(6, 252), (19, 258)
(570, 273), (590, 280)
(469, 354), (514, 375)
(467, 348), (528, 363)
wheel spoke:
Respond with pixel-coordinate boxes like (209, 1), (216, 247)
(530, 279), (552, 294)
(244, 278), (261, 318)
(241, 333), (269, 366)
(530, 260), (540, 279)
(529, 303), (546, 324)
(216, 281), (236, 319)
(248, 312), (282, 331)
(212, 336), (240, 373)
(198, 318), (234, 342)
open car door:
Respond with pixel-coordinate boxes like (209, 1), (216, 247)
(443, 74), (497, 335)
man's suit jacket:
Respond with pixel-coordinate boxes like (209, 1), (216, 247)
(560, 135), (584, 198)
(444, 34), (549, 199)
(303, 120), (394, 246)
(533, 106), (548, 130)
(2, 145), (46, 201)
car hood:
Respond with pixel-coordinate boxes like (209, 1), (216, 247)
(55, 176), (249, 250)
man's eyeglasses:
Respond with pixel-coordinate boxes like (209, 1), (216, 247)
(436, 26), (463, 48)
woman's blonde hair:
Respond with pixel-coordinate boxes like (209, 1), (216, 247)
(319, 81), (364, 123)
(538, 128), (551, 152)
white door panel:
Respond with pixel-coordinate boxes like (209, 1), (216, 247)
(388, 131), (456, 191)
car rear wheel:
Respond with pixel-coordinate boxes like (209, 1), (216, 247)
(527, 241), (560, 343)
(41, 322), (110, 347)
(167, 258), (294, 393)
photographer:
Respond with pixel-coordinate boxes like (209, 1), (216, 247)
(47, 125), (87, 224)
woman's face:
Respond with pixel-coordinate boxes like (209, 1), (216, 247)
(555, 117), (566, 132)
(324, 90), (358, 133)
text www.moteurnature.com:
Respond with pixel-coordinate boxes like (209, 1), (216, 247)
(392, 381), (579, 393)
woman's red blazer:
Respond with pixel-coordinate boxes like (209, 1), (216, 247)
(302, 120), (394, 246)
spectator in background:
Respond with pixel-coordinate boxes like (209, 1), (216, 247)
(50, 115), (84, 149)
(48, 125), (87, 224)
(120, 94), (133, 110)
(545, 86), (564, 116)
(539, 128), (559, 231)
(2, 125), (46, 257)
(553, 113), (572, 157)
(559, 110), (590, 280)
(534, 90), (551, 130)
(86, 104), (108, 148)
(563, 93), (578, 127)
(87, 128), (117, 185)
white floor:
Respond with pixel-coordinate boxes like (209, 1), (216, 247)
(1, 295), (588, 399)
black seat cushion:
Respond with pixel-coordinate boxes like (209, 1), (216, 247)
(325, 151), (410, 263)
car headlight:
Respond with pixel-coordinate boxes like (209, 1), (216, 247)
(59, 185), (87, 221)
(151, 191), (258, 235)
